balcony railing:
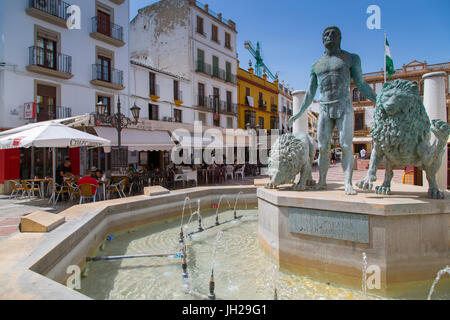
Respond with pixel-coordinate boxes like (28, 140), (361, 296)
(258, 100), (266, 110)
(28, 0), (71, 20)
(91, 16), (124, 42)
(282, 106), (287, 113)
(195, 61), (237, 84)
(35, 104), (72, 121)
(29, 46), (72, 74)
(221, 101), (237, 114)
(271, 104), (278, 113)
(92, 64), (123, 86)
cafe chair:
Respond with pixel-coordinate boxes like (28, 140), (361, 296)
(225, 166), (234, 180)
(22, 180), (41, 198)
(234, 164), (245, 180)
(79, 184), (98, 204)
(173, 173), (186, 188)
(107, 178), (127, 199)
(66, 181), (80, 202)
(48, 180), (69, 205)
(9, 180), (25, 199)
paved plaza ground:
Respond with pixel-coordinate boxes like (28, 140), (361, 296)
(0, 162), (404, 243)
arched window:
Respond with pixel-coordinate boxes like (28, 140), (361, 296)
(352, 88), (359, 102)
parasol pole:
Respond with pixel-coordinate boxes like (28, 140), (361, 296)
(52, 147), (56, 207)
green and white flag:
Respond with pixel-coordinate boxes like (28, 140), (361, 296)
(385, 38), (395, 79)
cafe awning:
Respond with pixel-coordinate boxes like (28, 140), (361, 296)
(94, 127), (175, 152)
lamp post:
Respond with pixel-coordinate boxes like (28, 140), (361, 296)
(94, 97), (141, 148)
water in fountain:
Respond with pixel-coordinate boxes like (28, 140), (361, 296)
(215, 195), (232, 225)
(180, 197), (193, 241)
(427, 265), (450, 300)
(185, 199), (203, 234)
(233, 191), (248, 219)
(362, 252), (368, 296)
(270, 241), (279, 300)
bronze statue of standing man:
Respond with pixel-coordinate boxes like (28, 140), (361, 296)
(289, 26), (376, 194)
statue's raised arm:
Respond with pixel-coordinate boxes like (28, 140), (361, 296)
(351, 54), (376, 103)
(288, 66), (318, 125)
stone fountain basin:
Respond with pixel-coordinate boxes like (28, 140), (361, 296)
(0, 186), (256, 299)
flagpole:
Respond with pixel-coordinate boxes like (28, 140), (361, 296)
(384, 31), (387, 84)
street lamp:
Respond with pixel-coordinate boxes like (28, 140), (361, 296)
(93, 97), (141, 148)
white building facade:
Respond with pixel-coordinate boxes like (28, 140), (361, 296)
(278, 81), (293, 134)
(0, 0), (131, 131)
(130, 0), (238, 130)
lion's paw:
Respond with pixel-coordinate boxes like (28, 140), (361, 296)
(356, 176), (376, 190)
(293, 183), (306, 191)
(306, 179), (316, 187)
(428, 188), (445, 199)
(345, 184), (357, 195)
(375, 186), (391, 195)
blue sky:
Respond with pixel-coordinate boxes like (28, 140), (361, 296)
(130, 0), (450, 91)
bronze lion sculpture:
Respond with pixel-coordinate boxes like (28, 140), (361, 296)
(356, 79), (449, 199)
(265, 132), (316, 191)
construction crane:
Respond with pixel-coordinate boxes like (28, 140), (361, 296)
(244, 41), (278, 81)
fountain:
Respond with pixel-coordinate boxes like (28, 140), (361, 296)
(362, 252), (367, 295)
(427, 266), (450, 300)
(215, 195), (232, 225)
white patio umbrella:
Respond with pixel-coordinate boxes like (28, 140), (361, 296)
(0, 121), (110, 205)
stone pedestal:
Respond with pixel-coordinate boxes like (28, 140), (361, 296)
(422, 71), (448, 191)
(258, 183), (450, 297)
(292, 90), (308, 134)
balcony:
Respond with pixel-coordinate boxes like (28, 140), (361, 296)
(35, 104), (72, 122)
(354, 126), (370, 136)
(26, 46), (73, 79)
(91, 64), (124, 90)
(149, 85), (160, 101)
(221, 101), (237, 115)
(196, 95), (213, 111)
(90, 16), (125, 47)
(282, 106), (287, 113)
(258, 100), (267, 110)
(26, 0), (71, 29)
(271, 104), (278, 113)
(174, 90), (183, 106)
(195, 61), (237, 84)
(287, 109), (293, 116)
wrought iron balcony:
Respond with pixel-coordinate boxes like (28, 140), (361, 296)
(28, 46), (72, 78)
(271, 104), (278, 113)
(35, 104), (72, 121)
(174, 90), (183, 103)
(92, 64), (124, 87)
(258, 100), (267, 110)
(91, 16), (124, 42)
(28, 0), (71, 21)
(221, 101), (237, 115)
(150, 84), (160, 97)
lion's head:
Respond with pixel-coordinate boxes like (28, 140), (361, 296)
(268, 134), (305, 186)
(371, 79), (430, 157)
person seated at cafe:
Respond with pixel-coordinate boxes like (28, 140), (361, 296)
(56, 156), (73, 185)
(128, 164), (136, 173)
(77, 167), (99, 197)
(94, 169), (106, 200)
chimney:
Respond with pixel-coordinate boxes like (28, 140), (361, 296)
(218, 13), (222, 21)
(204, 4), (208, 12)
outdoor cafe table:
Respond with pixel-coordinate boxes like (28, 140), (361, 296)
(21, 178), (51, 199)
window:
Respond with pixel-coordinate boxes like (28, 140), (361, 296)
(212, 56), (219, 77)
(174, 80), (179, 101)
(211, 24), (218, 42)
(270, 116), (279, 130)
(36, 35), (57, 70)
(226, 91), (232, 112)
(149, 72), (156, 95)
(355, 112), (365, 131)
(212, 87), (220, 113)
(259, 117), (264, 129)
(197, 49), (204, 72)
(174, 109), (182, 123)
(259, 92), (264, 108)
(225, 32), (231, 49)
(148, 104), (158, 120)
(198, 83), (205, 106)
(97, 55), (111, 82)
(227, 117), (233, 129)
(198, 112), (206, 126)
(97, 8), (112, 37)
(245, 110), (256, 127)
(352, 88), (359, 102)
(225, 62), (232, 82)
(196, 16), (204, 35)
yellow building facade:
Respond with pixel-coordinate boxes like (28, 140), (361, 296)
(237, 63), (279, 131)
